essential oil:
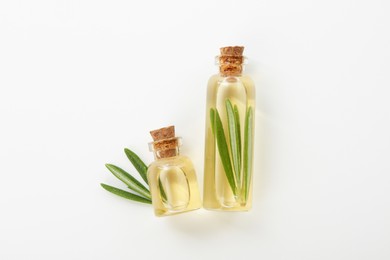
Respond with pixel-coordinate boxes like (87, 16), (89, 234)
(203, 46), (255, 211)
(147, 126), (201, 216)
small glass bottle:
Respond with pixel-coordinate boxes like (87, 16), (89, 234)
(147, 126), (201, 216)
(203, 46), (255, 211)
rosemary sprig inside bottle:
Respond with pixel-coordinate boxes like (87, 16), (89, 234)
(210, 99), (254, 200)
(101, 148), (152, 204)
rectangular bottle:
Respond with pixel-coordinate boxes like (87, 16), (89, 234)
(147, 126), (201, 216)
(203, 46), (255, 211)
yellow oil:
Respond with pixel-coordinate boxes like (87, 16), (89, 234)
(147, 155), (201, 216)
(203, 74), (255, 211)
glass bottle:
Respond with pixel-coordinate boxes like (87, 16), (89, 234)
(147, 126), (201, 216)
(203, 46), (255, 211)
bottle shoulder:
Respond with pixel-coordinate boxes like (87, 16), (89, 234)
(208, 73), (254, 80)
(206, 74), (255, 99)
(208, 74), (254, 86)
(148, 155), (192, 168)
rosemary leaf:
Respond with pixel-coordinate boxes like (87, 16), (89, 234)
(226, 99), (241, 185)
(158, 178), (168, 203)
(233, 104), (242, 171)
(210, 108), (216, 134)
(105, 164), (151, 199)
(243, 106), (254, 200)
(101, 183), (152, 204)
(124, 148), (148, 184)
(214, 109), (237, 195)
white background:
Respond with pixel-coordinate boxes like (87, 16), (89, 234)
(1, 0), (389, 259)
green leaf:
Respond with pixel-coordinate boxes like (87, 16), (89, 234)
(101, 183), (152, 204)
(124, 148), (148, 184)
(234, 104), (242, 168)
(210, 108), (216, 134)
(213, 109), (237, 195)
(226, 99), (241, 185)
(158, 178), (168, 202)
(105, 164), (151, 199)
(243, 106), (254, 200)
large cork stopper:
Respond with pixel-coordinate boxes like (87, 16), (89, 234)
(219, 46), (245, 76)
(150, 126), (179, 158)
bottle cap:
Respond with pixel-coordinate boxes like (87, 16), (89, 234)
(149, 126), (181, 158)
(218, 46), (245, 76)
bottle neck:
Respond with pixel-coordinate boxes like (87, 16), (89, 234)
(149, 137), (182, 160)
(153, 147), (180, 160)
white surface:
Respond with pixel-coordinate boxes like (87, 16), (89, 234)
(1, 0), (390, 259)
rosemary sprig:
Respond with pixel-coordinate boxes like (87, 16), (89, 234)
(211, 100), (254, 200)
(226, 99), (241, 186)
(210, 108), (216, 134)
(124, 148), (148, 184)
(158, 178), (168, 202)
(101, 183), (152, 204)
(214, 108), (237, 195)
(233, 104), (242, 171)
(101, 148), (152, 204)
(243, 106), (254, 200)
(105, 164), (151, 199)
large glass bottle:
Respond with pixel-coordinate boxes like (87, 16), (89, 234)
(203, 46), (255, 211)
(147, 126), (201, 216)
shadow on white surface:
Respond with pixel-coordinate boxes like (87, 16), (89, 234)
(163, 110), (266, 237)
(164, 209), (260, 237)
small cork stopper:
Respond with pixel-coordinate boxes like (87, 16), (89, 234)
(150, 126), (175, 141)
(219, 46), (245, 76)
(220, 46), (244, 56)
(150, 126), (178, 158)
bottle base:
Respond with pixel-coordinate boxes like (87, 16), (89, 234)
(154, 206), (201, 217)
(203, 203), (252, 212)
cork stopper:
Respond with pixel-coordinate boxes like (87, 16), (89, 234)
(220, 46), (244, 56)
(218, 46), (245, 76)
(150, 126), (175, 142)
(149, 126), (180, 158)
